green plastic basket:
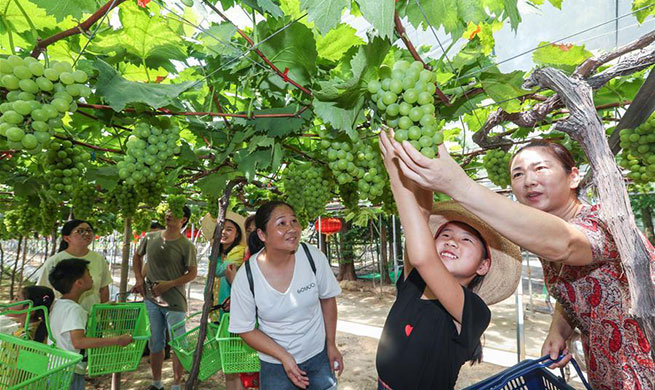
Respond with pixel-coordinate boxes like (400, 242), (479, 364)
(169, 312), (222, 381)
(216, 313), (260, 374)
(85, 302), (150, 377)
(0, 305), (82, 390)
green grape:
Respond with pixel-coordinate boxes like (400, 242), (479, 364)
(167, 194), (187, 219)
(619, 115), (655, 184)
(121, 119), (180, 186)
(483, 149), (512, 188)
(72, 183), (96, 220)
(42, 140), (86, 198)
(280, 162), (336, 227)
(107, 182), (139, 217)
(367, 59), (444, 158)
(0, 58), (90, 152)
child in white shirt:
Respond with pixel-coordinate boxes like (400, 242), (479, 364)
(49, 258), (133, 390)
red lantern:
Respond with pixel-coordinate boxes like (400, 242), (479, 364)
(315, 217), (342, 235)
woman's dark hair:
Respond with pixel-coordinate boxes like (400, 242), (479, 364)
(244, 214), (256, 234)
(511, 140), (580, 195)
(216, 219), (242, 257)
(22, 285), (55, 343)
(247, 201), (296, 255)
(58, 219), (94, 252)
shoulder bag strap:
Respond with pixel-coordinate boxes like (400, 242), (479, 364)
(245, 259), (258, 321)
(301, 242), (317, 275)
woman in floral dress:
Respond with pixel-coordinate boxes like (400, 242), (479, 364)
(388, 137), (655, 389)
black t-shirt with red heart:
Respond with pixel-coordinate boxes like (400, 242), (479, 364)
(376, 269), (490, 390)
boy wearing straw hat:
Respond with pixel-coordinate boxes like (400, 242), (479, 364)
(376, 131), (522, 390)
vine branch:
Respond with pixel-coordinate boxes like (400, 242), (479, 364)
(394, 12), (450, 105)
(77, 103), (310, 119)
(30, 0), (127, 58)
(474, 29), (655, 149)
(53, 134), (123, 154)
(201, 0), (312, 97)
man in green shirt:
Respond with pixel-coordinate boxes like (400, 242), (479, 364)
(133, 205), (197, 390)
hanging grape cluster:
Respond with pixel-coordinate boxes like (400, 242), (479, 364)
(281, 162), (336, 226)
(38, 194), (60, 235)
(367, 60), (444, 158)
(117, 118), (180, 186)
(167, 195), (187, 219)
(107, 183), (139, 217)
(319, 132), (390, 205)
(4, 202), (39, 237)
(42, 140), (88, 196)
(0, 56), (89, 152)
(135, 180), (165, 208)
(71, 183), (96, 219)
(619, 116), (655, 184)
(483, 149), (512, 188)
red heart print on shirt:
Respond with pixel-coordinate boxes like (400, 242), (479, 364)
(405, 324), (413, 337)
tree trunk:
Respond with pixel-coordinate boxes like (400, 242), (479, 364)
(43, 236), (48, 263)
(18, 237), (27, 291)
(379, 218), (391, 285)
(0, 242), (4, 288)
(642, 206), (655, 244)
(50, 226), (58, 256)
(186, 180), (240, 390)
(112, 217), (132, 390)
(10, 237), (22, 300)
(337, 220), (357, 281)
(526, 67), (655, 361)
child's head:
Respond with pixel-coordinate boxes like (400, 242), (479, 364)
(429, 201), (522, 306)
(48, 258), (93, 295)
(434, 221), (490, 290)
(20, 286), (55, 314)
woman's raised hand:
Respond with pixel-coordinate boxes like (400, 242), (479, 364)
(391, 138), (470, 197)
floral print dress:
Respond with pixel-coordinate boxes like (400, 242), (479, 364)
(540, 204), (655, 390)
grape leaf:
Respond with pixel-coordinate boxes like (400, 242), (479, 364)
(480, 69), (528, 113)
(86, 166), (119, 191)
(246, 107), (312, 136)
(313, 97), (365, 137)
(198, 23), (239, 56)
(91, 1), (186, 73)
(406, 0), (459, 34)
(26, 0), (98, 22)
(633, 0), (655, 23)
(457, 0), (486, 24)
(256, 20), (317, 86)
(257, 0), (284, 17)
(1, 0), (56, 35)
(94, 59), (196, 111)
(298, 0), (348, 34)
(235, 149), (273, 181)
(532, 42), (592, 73)
(355, 0), (394, 39)
(316, 24), (364, 62)
(499, 0), (520, 30)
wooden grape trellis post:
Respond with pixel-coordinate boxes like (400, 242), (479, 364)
(523, 65), (655, 360)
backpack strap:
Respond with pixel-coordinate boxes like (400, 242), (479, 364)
(244, 259), (258, 321)
(301, 242), (317, 275)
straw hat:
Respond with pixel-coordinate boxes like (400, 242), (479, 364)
(426, 201), (522, 305)
(200, 211), (247, 246)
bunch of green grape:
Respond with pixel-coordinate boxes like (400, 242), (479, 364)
(132, 208), (156, 233)
(167, 194), (187, 219)
(483, 149), (512, 188)
(367, 60), (444, 158)
(71, 183), (96, 219)
(4, 202), (39, 237)
(0, 56), (90, 152)
(619, 116), (655, 183)
(135, 180), (165, 208)
(320, 133), (387, 202)
(89, 212), (119, 236)
(107, 182), (139, 217)
(42, 140), (88, 195)
(117, 119), (180, 186)
(38, 193), (60, 235)
(203, 195), (219, 219)
(281, 162), (335, 226)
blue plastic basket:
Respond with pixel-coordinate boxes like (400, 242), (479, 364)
(464, 355), (592, 390)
